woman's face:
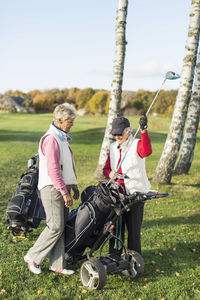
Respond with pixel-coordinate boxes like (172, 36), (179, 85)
(57, 117), (75, 133)
(114, 129), (131, 145)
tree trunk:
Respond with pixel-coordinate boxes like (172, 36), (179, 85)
(153, 0), (200, 184)
(174, 49), (200, 175)
(94, 0), (128, 179)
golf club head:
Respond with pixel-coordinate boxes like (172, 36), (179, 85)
(165, 71), (181, 80)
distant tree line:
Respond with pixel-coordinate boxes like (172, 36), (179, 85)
(4, 88), (178, 116)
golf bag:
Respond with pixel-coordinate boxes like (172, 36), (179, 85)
(65, 181), (125, 258)
(6, 155), (45, 236)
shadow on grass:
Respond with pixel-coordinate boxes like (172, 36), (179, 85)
(0, 128), (105, 144)
(148, 177), (200, 188)
(143, 241), (200, 281)
(0, 130), (44, 142)
(143, 213), (200, 228)
(170, 182), (200, 188)
(0, 128), (170, 145)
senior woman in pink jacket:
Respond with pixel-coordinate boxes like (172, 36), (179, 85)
(24, 103), (79, 275)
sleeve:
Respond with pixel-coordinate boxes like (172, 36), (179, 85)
(137, 130), (152, 158)
(103, 153), (111, 178)
(41, 135), (68, 195)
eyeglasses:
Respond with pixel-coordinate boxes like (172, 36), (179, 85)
(113, 134), (122, 137)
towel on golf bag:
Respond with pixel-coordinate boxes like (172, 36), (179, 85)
(65, 182), (121, 256)
(6, 166), (45, 236)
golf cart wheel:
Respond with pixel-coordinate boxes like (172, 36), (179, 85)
(121, 251), (144, 278)
(80, 258), (106, 290)
(129, 251), (144, 277)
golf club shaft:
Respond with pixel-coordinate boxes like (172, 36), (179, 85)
(146, 78), (166, 115)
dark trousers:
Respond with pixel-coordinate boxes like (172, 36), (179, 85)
(109, 201), (144, 255)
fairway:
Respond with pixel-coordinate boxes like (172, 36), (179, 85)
(0, 113), (199, 299)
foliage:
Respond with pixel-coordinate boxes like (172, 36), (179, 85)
(152, 90), (178, 114)
(49, 88), (66, 105)
(62, 88), (69, 99)
(131, 89), (178, 115)
(76, 88), (95, 109)
(4, 89), (27, 98)
(22, 99), (32, 108)
(133, 89), (154, 113)
(1, 88), (178, 115)
(88, 90), (110, 114)
(27, 90), (41, 99)
(67, 87), (80, 106)
(132, 99), (144, 110)
(0, 114), (199, 299)
(33, 91), (55, 112)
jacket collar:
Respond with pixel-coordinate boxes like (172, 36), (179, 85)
(49, 123), (72, 142)
(116, 134), (133, 153)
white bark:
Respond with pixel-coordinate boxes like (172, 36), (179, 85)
(153, 0), (200, 183)
(174, 48), (200, 174)
(94, 0), (128, 179)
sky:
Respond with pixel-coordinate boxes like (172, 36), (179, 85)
(0, 0), (191, 94)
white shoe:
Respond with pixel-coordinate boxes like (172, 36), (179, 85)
(24, 254), (42, 275)
(49, 267), (75, 275)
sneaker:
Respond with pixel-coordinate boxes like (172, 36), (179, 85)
(49, 268), (75, 275)
(24, 254), (42, 275)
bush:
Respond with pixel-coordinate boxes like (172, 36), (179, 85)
(33, 92), (55, 112)
(5, 89), (27, 98)
(49, 89), (66, 105)
(67, 88), (80, 107)
(88, 91), (110, 114)
(27, 90), (41, 99)
(76, 88), (95, 109)
(133, 90), (153, 113)
(152, 90), (178, 114)
(132, 100), (144, 110)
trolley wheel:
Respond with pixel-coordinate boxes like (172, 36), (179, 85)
(121, 251), (144, 278)
(129, 251), (144, 277)
(80, 258), (107, 290)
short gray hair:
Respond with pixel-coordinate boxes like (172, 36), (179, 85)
(123, 127), (132, 134)
(53, 103), (76, 122)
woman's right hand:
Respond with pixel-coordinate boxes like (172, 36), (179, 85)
(63, 193), (73, 208)
(109, 170), (117, 180)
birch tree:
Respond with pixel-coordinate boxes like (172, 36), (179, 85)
(94, 0), (128, 178)
(174, 47), (200, 174)
(153, 0), (200, 184)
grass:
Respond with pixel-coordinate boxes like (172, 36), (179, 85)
(0, 113), (199, 300)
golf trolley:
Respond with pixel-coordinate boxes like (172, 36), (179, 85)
(64, 181), (169, 289)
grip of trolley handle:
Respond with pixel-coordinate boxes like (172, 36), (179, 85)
(148, 192), (169, 198)
(125, 192), (169, 203)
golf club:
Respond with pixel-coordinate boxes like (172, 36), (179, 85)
(110, 71), (180, 179)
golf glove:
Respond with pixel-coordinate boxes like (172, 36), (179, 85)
(139, 114), (148, 130)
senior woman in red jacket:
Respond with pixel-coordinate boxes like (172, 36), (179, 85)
(103, 115), (152, 255)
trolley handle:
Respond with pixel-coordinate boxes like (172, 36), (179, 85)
(125, 191), (169, 203)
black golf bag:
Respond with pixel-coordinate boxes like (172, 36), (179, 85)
(65, 181), (125, 259)
(6, 156), (45, 236)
